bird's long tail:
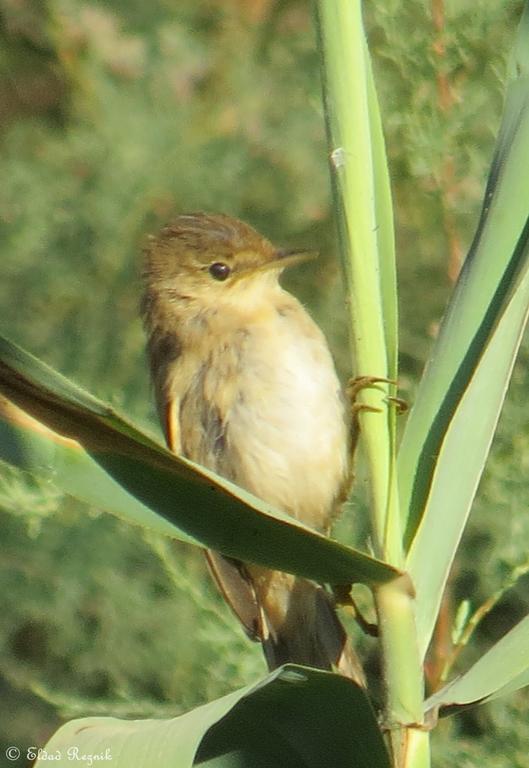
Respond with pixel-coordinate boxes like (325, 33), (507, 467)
(205, 552), (365, 686)
(253, 569), (366, 686)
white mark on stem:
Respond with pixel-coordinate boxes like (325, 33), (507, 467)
(330, 147), (346, 170)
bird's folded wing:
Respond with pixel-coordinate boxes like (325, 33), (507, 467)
(205, 550), (264, 642)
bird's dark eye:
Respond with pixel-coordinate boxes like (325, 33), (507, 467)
(208, 262), (231, 281)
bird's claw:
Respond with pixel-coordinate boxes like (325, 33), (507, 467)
(346, 375), (396, 402)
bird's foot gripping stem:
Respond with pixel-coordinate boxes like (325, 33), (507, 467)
(346, 376), (399, 457)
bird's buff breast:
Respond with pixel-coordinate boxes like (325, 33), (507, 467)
(178, 301), (349, 531)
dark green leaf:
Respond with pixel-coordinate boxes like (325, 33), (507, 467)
(36, 666), (390, 768)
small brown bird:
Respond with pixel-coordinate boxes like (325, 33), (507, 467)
(141, 212), (364, 684)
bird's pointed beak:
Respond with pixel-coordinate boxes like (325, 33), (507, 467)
(231, 248), (318, 283)
(251, 248), (318, 275)
(275, 248), (319, 266)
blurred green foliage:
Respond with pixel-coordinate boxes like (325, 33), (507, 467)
(1, 0), (529, 764)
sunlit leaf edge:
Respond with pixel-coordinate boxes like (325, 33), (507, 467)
(0, 334), (401, 587)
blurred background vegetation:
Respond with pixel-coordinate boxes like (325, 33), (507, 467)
(1, 0), (529, 765)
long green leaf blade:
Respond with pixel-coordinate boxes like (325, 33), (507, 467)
(407, 263), (529, 657)
(0, 335), (399, 587)
(397, 6), (529, 657)
(36, 666), (390, 768)
(399, 5), (529, 544)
